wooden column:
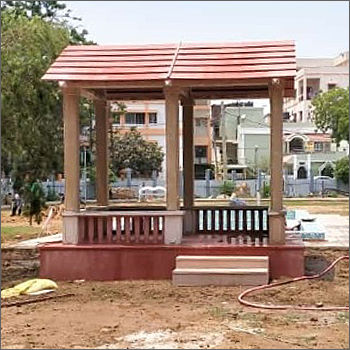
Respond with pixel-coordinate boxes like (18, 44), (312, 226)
(268, 79), (285, 245)
(94, 99), (108, 206)
(62, 87), (80, 244)
(182, 97), (195, 234)
(63, 87), (80, 212)
(164, 87), (180, 210)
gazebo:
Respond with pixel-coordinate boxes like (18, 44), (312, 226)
(40, 40), (304, 280)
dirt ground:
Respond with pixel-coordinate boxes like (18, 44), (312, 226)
(1, 249), (348, 349)
(1, 207), (63, 245)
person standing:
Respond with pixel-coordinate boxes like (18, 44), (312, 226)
(11, 193), (22, 216)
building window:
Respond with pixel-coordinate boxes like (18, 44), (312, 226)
(149, 112), (157, 124)
(290, 137), (304, 153)
(324, 143), (331, 152)
(125, 112), (145, 125)
(297, 166), (307, 179)
(111, 112), (120, 124)
(314, 142), (323, 152)
(195, 146), (208, 164)
(328, 84), (337, 90)
(195, 118), (207, 127)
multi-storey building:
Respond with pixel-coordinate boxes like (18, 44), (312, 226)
(110, 100), (212, 179)
(284, 51), (349, 123)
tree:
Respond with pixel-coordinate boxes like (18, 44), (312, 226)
(23, 182), (47, 225)
(0, 1), (93, 44)
(311, 87), (349, 144)
(334, 157), (349, 184)
(110, 128), (164, 177)
(1, 1), (94, 189)
(1, 11), (70, 183)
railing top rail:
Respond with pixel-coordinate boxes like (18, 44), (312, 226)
(64, 210), (183, 217)
(194, 206), (269, 210)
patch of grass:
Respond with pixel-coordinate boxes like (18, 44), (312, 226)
(1, 225), (40, 243)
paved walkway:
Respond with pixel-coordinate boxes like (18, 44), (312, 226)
(304, 214), (349, 248)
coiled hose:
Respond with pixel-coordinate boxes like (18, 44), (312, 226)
(238, 255), (349, 311)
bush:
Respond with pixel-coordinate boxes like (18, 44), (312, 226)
(335, 157), (349, 184)
(219, 180), (235, 196)
(23, 182), (47, 225)
(262, 183), (270, 198)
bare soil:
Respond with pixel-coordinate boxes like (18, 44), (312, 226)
(1, 249), (348, 349)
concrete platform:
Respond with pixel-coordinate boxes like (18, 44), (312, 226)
(39, 240), (304, 281)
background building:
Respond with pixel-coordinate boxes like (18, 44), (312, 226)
(284, 51), (349, 122)
(111, 100), (212, 179)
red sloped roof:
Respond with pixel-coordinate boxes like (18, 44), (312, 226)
(42, 40), (296, 83)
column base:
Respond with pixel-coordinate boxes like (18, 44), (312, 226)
(62, 212), (79, 244)
(183, 209), (196, 235)
(268, 210), (286, 245)
(164, 211), (184, 244)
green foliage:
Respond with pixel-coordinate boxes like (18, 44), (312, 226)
(109, 128), (164, 177)
(311, 87), (349, 144)
(262, 183), (270, 198)
(1, 1), (93, 44)
(1, 1), (94, 186)
(23, 182), (47, 225)
(334, 157), (349, 184)
(219, 180), (235, 196)
(1, 11), (70, 182)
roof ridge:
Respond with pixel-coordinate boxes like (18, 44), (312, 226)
(166, 41), (182, 79)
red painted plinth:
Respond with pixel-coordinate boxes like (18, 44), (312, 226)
(39, 243), (305, 281)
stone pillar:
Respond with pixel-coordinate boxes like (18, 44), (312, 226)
(62, 87), (80, 244)
(268, 79), (285, 245)
(95, 99), (108, 206)
(164, 87), (180, 210)
(164, 87), (183, 243)
(182, 97), (195, 234)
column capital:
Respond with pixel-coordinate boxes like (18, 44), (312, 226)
(61, 85), (80, 96)
(163, 85), (183, 97)
(268, 78), (284, 93)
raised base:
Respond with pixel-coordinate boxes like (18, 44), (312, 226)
(173, 268), (269, 286)
(39, 243), (304, 281)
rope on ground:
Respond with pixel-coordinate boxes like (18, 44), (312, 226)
(238, 255), (349, 311)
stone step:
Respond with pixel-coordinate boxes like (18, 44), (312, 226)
(173, 267), (269, 286)
(175, 255), (269, 269)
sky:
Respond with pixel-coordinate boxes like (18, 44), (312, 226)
(65, 1), (349, 57)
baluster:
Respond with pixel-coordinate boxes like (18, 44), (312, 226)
(78, 217), (86, 243)
(116, 216), (122, 243)
(242, 209), (247, 233)
(153, 216), (160, 243)
(134, 216), (140, 243)
(97, 217), (104, 243)
(219, 209), (224, 234)
(234, 209), (239, 232)
(202, 210), (207, 233)
(211, 209), (216, 233)
(106, 216), (113, 243)
(125, 216), (131, 243)
(88, 217), (94, 243)
(250, 210), (255, 232)
(259, 209), (264, 233)
(143, 216), (150, 243)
